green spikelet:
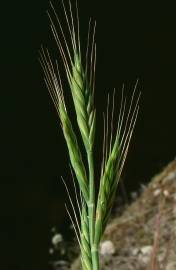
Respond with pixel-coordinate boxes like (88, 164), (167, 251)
(70, 51), (96, 151)
(94, 135), (120, 246)
(59, 103), (89, 203)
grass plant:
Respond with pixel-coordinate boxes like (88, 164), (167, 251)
(40, 1), (140, 269)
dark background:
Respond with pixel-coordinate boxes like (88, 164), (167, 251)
(0, 1), (176, 269)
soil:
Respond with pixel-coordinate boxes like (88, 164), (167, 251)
(52, 160), (176, 270)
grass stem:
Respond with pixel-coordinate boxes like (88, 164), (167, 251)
(87, 150), (95, 246)
(92, 246), (99, 270)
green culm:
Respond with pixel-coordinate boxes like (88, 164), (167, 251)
(40, 1), (140, 269)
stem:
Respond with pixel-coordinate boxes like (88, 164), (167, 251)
(87, 150), (99, 269)
(92, 245), (99, 270)
(87, 149), (95, 247)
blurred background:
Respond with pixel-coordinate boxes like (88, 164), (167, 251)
(0, 0), (176, 269)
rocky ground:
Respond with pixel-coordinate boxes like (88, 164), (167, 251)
(52, 160), (176, 270)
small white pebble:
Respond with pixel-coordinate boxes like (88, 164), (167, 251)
(100, 240), (115, 255)
(52, 233), (63, 245)
(49, 248), (54, 254)
(163, 190), (169, 197)
(140, 245), (153, 256)
(132, 248), (139, 256)
(153, 189), (161, 197)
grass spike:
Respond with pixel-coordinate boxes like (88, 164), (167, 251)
(94, 90), (140, 246)
(41, 1), (140, 269)
(40, 48), (89, 203)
